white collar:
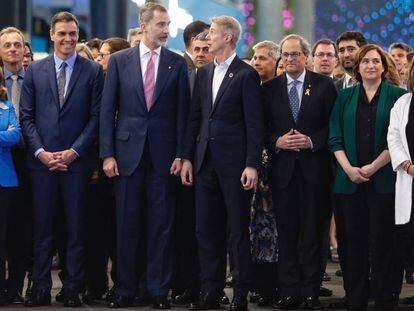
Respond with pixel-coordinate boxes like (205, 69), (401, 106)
(214, 52), (236, 68)
(286, 70), (306, 85)
(0, 101), (9, 110)
(139, 41), (162, 58)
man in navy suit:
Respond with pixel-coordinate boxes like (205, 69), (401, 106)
(99, 3), (189, 309)
(20, 11), (104, 307)
(181, 16), (263, 311)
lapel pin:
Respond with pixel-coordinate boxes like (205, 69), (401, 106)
(229, 73), (233, 78)
(168, 66), (171, 69)
(305, 88), (311, 96)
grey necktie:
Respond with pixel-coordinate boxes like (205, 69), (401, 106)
(11, 74), (21, 118)
(58, 62), (67, 108)
(288, 80), (300, 122)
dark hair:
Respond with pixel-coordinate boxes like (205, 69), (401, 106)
(312, 38), (338, 57)
(389, 42), (413, 53)
(50, 11), (79, 32)
(336, 31), (368, 48)
(139, 3), (168, 24)
(407, 58), (414, 92)
(86, 38), (102, 51)
(353, 44), (388, 83)
(24, 42), (34, 61)
(183, 20), (210, 49)
(101, 37), (130, 54)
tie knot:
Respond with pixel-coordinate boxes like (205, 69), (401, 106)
(11, 74), (19, 82)
(60, 62), (67, 69)
(291, 80), (299, 87)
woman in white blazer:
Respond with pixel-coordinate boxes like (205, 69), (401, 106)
(387, 60), (414, 303)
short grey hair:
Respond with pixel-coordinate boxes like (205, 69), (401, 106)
(0, 27), (25, 45)
(127, 27), (142, 42)
(253, 40), (279, 61)
(194, 31), (208, 41)
(139, 3), (167, 24)
(279, 34), (311, 56)
(211, 15), (242, 48)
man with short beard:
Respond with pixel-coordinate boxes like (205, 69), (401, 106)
(100, 2), (189, 309)
(335, 31), (368, 90)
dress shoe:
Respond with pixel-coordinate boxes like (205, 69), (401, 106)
(335, 270), (343, 277)
(228, 294), (248, 311)
(107, 295), (133, 308)
(24, 288), (51, 307)
(64, 291), (82, 308)
(273, 296), (302, 310)
(250, 291), (260, 303)
(328, 297), (347, 309)
(319, 286), (333, 297)
(221, 292), (230, 305)
(56, 289), (65, 303)
(25, 280), (33, 300)
(152, 296), (171, 309)
(133, 294), (151, 307)
(402, 296), (414, 305)
(189, 300), (220, 310)
(7, 291), (24, 304)
(257, 295), (274, 307)
(172, 290), (199, 305)
(106, 286), (117, 302)
(406, 272), (414, 284)
(323, 272), (331, 282)
(303, 297), (323, 310)
(82, 287), (106, 304)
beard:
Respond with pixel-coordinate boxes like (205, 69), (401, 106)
(147, 33), (168, 47)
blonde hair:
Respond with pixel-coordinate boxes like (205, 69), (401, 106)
(211, 16), (241, 48)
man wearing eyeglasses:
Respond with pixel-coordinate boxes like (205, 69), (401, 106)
(263, 34), (337, 310)
(335, 31), (368, 90)
(312, 39), (339, 79)
(96, 37), (130, 74)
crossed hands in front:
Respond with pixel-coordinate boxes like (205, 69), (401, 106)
(38, 149), (78, 172)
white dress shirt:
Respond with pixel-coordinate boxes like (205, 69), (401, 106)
(387, 93), (413, 224)
(140, 42), (162, 85)
(212, 53), (237, 104)
(286, 70), (306, 107)
(343, 72), (353, 88)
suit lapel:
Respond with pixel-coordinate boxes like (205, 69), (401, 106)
(205, 63), (214, 112)
(210, 56), (241, 116)
(126, 45), (146, 111)
(45, 55), (60, 109)
(152, 47), (174, 107)
(62, 55), (83, 106)
(297, 71), (312, 123)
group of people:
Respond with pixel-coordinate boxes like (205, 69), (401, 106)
(1, 2), (414, 311)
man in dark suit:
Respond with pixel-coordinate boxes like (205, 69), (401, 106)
(181, 15), (262, 311)
(334, 31), (367, 90)
(20, 12), (104, 307)
(182, 20), (210, 72)
(99, 3), (189, 309)
(263, 34), (337, 310)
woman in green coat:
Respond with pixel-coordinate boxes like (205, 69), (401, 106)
(329, 44), (406, 311)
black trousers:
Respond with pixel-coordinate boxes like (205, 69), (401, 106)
(272, 165), (328, 299)
(335, 184), (398, 310)
(0, 187), (15, 292)
(195, 150), (252, 297)
(252, 263), (277, 298)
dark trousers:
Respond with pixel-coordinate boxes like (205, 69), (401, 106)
(335, 185), (398, 310)
(252, 263), (277, 298)
(30, 170), (90, 292)
(273, 165), (328, 299)
(7, 147), (33, 294)
(115, 146), (176, 298)
(173, 182), (200, 294)
(195, 151), (252, 297)
(0, 187), (15, 292)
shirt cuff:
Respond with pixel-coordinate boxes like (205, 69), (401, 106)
(308, 137), (314, 151)
(174, 158), (182, 161)
(70, 148), (79, 157)
(34, 148), (45, 157)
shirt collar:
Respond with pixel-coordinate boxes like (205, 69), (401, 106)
(214, 52), (237, 68)
(286, 69), (306, 85)
(4, 67), (25, 80)
(140, 41), (162, 58)
(54, 52), (77, 70)
(344, 72), (352, 84)
(185, 51), (193, 60)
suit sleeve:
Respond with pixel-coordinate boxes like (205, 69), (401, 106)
(99, 56), (120, 159)
(71, 64), (104, 156)
(262, 80), (278, 151)
(0, 105), (21, 147)
(329, 92), (346, 153)
(20, 65), (44, 154)
(182, 70), (202, 162)
(175, 60), (190, 159)
(243, 69), (263, 169)
(308, 79), (337, 152)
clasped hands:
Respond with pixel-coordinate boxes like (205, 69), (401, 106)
(345, 163), (377, 184)
(276, 129), (311, 151)
(38, 149), (78, 172)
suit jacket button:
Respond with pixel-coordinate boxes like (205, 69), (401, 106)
(209, 118), (212, 122)
(210, 137), (215, 141)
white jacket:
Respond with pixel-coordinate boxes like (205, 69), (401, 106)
(387, 93), (413, 224)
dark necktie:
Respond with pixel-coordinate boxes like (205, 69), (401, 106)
(289, 80), (300, 122)
(58, 62), (67, 108)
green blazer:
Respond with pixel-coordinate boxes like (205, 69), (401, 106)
(329, 81), (406, 194)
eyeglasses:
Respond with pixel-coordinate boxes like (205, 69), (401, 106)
(98, 51), (111, 58)
(314, 52), (336, 59)
(281, 51), (302, 59)
(23, 53), (33, 58)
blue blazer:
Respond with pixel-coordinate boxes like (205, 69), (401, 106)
(99, 44), (189, 176)
(20, 54), (104, 172)
(0, 101), (21, 187)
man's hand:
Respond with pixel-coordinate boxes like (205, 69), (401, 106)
(276, 129), (299, 152)
(288, 129), (311, 150)
(170, 159), (182, 176)
(103, 157), (119, 178)
(54, 149), (78, 166)
(360, 163), (377, 178)
(180, 160), (193, 186)
(345, 166), (369, 184)
(38, 151), (68, 171)
(241, 166), (258, 190)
